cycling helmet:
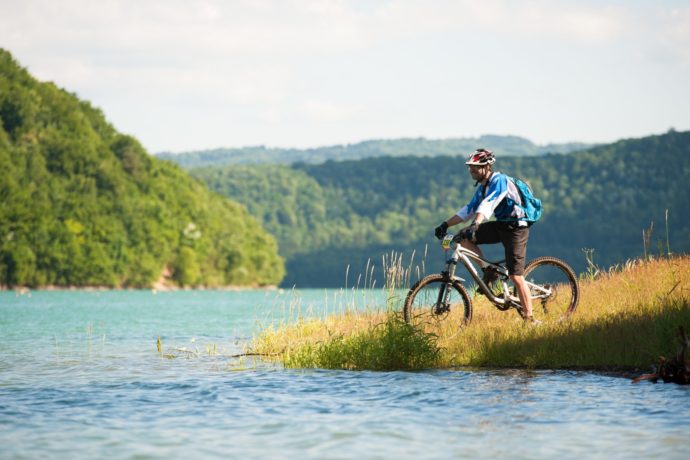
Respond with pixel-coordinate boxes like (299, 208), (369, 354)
(465, 148), (496, 166)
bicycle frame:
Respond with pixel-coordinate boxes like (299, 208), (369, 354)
(440, 235), (554, 309)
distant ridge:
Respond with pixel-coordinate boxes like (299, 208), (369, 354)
(156, 136), (595, 168)
(190, 129), (690, 287)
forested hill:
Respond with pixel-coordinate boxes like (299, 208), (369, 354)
(192, 130), (690, 288)
(157, 136), (594, 168)
(0, 49), (284, 288)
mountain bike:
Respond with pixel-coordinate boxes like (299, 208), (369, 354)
(403, 233), (580, 327)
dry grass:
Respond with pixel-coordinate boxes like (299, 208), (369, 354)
(252, 255), (690, 371)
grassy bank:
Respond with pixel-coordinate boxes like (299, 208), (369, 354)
(252, 255), (690, 371)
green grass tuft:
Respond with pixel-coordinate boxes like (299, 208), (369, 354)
(283, 314), (440, 370)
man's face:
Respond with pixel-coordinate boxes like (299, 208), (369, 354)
(468, 164), (487, 181)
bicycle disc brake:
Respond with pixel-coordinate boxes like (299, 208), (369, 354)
(432, 302), (451, 319)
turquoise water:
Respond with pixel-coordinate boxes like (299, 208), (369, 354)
(1, 290), (688, 459)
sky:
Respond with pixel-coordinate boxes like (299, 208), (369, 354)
(1, 0), (689, 153)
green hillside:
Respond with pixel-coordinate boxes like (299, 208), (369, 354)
(0, 49), (284, 288)
(157, 136), (594, 168)
(192, 130), (690, 288)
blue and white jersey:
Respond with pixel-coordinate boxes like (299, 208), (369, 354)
(456, 172), (526, 222)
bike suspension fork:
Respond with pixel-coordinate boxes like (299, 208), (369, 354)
(439, 260), (458, 307)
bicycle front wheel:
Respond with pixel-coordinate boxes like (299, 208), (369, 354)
(523, 256), (580, 321)
(404, 274), (473, 330)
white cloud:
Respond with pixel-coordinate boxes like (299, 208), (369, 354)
(1, 0), (689, 151)
(514, 2), (626, 44)
(2, 1), (631, 58)
(300, 98), (360, 123)
(357, 0), (628, 45)
(648, 6), (690, 65)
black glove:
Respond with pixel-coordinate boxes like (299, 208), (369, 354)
(434, 221), (449, 240)
(453, 225), (476, 243)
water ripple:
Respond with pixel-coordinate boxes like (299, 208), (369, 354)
(2, 367), (689, 459)
(2, 291), (689, 458)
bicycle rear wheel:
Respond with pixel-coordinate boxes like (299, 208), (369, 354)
(523, 256), (579, 321)
(404, 274), (473, 330)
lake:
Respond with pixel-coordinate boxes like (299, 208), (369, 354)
(1, 290), (688, 459)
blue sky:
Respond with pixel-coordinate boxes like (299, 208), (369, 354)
(2, 0), (689, 153)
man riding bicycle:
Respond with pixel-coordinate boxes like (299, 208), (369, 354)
(434, 148), (536, 323)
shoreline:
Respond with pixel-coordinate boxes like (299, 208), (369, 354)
(1, 284), (280, 294)
(446, 364), (645, 377)
(253, 255), (690, 373)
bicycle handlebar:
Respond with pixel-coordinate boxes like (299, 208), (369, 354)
(441, 233), (455, 249)
(440, 229), (473, 249)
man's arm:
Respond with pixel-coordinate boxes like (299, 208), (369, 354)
(475, 174), (508, 221)
(435, 186), (484, 239)
(445, 214), (464, 228)
(445, 211), (487, 228)
(471, 212), (487, 226)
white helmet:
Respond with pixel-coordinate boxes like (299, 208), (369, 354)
(465, 148), (496, 166)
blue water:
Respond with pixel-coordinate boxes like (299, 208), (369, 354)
(1, 290), (688, 459)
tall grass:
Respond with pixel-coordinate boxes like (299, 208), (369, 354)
(254, 251), (440, 370)
(282, 314), (440, 370)
(253, 254), (690, 371)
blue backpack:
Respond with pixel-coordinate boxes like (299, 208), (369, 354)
(502, 177), (542, 224)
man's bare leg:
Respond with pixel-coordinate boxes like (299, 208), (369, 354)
(511, 274), (534, 319)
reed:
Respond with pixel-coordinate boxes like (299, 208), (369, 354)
(252, 254), (690, 371)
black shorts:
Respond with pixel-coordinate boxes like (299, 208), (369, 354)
(474, 221), (529, 276)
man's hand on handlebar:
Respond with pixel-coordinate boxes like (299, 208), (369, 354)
(434, 221), (449, 240)
(453, 224), (477, 243)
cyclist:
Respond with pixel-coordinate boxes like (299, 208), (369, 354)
(434, 148), (537, 323)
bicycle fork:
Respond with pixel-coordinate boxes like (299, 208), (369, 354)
(436, 258), (459, 315)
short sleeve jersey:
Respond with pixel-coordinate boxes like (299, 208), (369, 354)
(456, 172), (526, 222)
